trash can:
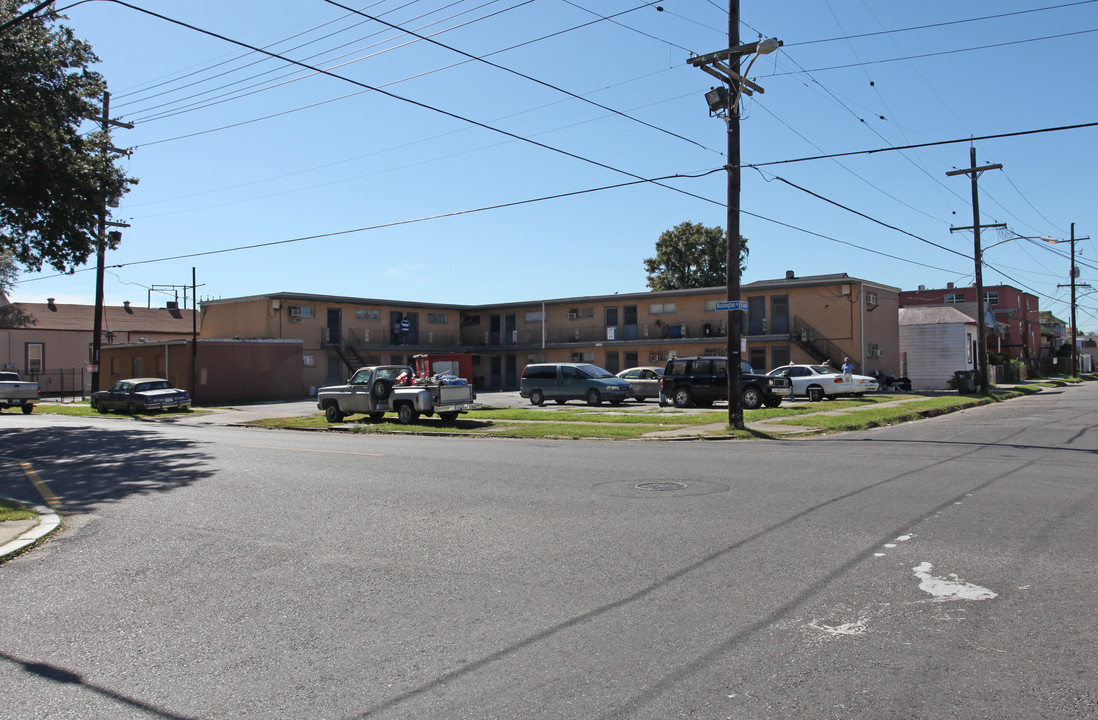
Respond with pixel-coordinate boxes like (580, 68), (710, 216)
(953, 370), (975, 394)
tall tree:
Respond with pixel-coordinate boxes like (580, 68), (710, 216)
(643, 221), (748, 291)
(1, 0), (136, 274)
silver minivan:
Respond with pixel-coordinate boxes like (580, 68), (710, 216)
(519, 363), (634, 406)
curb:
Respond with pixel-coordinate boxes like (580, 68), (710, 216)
(0, 498), (62, 562)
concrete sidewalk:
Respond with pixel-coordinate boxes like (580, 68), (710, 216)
(0, 502), (61, 561)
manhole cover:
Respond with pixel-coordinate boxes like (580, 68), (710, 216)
(635, 482), (688, 492)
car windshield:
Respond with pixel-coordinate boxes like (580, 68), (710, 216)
(576, 364), (614, 379)
(810, 365), (839, 375)
(135, 381), (170, 392)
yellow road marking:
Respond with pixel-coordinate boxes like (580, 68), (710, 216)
(241, 445), (382, 457)
(21, 461), (61, 510)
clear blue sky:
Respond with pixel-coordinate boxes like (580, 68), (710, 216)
(11, 0), (1098, 332)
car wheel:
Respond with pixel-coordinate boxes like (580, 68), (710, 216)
(94, 401), (108, 414)
(438, 411), (459, 423)
(742, 386), (763, 410)
(586, 389), (602, 406)
(530, 389), (545, 406)
(672, 387), (693, 408)
(396, 403), (419, 425)
(325, 404), (345, 423)
(126, 403), (137, 414)
(807, 386), (824, 402)
(369, 412), (385, 422)
(21, 404), (33, 415)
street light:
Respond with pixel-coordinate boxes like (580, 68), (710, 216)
(688, 26), (782, 430)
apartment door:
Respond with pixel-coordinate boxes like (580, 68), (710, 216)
(504, 354), (518, 388)
(623, 305), (638, 340)
(604, 307), (619, 341)
(326, 308), (342, 345)
(748, 296), (766, 335)
(770, 295), (790, 335)
(504, 314), (516, 345)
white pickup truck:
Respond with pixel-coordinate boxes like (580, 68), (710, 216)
(0, 371), (39, 414)
(317, 365), (478, 425)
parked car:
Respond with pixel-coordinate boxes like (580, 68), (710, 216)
(767, 364), (880, 401)
(520, 362), (633, 406)
(661, 356), (789, 410)
(616, 366), (664, 402)
(90, 378), (192, 414)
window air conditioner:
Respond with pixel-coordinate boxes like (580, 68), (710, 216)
(289, 306), (303, 317)
(568, 312), (578, 319)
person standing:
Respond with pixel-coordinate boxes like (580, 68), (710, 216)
(841, 357), (854, 379)
(400, 315), (410, 345)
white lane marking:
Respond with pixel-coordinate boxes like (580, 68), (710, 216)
(913, 562), (997, 601)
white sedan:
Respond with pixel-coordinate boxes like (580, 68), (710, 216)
(616, 366), (664, 402)
(767, 364), (879, 401)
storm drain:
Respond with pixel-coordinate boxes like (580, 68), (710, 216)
(634, 482), (688, 492)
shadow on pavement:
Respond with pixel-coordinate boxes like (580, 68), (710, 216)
(0, 426), (214, 514)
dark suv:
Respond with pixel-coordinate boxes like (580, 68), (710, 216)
(661, 356), (789, 409)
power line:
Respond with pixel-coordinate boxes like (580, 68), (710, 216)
(318, 0), (712, 152)
(744, 122), (1098, 168)
(70, 0), (719, 212)
(789, 1), (1098, 48)
(771, 27), (1098, 76)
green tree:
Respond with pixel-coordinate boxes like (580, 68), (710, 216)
(643, 221), (748, 291)
(1, 1), (136, 274)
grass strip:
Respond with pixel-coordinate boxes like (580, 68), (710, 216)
(0, 498), (35, 522)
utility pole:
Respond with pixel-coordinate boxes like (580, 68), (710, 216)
(687, 4), (780, 429)
(946, 148), (1003, 394)
(1060, 224), (1091, 377)
(89, 91), (132, 392)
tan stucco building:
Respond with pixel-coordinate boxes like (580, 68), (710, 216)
(199, 271), (901, 396)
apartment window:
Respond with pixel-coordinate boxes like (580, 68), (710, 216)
(463, 315), (480, 326)
(984, 291), (999, 305)
(303, 354), (316, 367)
(649, 302), (677, 314)
(865, 291), (878, 305)
(944, 293), (965, 304)
(569, 352), (595, 362)
(566, 307), (594, 319)
(427, 313), (448, 324)
(525, 311), (544, 322)
(355, 309), (380, 321)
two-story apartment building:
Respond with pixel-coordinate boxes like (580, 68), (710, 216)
(199, 271), (900, 395)
(899, 283), (1040, 365)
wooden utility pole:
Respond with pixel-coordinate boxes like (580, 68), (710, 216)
(946, 148), (1002, 394)
(726, 0), (743, 430)
(89, 91), (132, 392)
(687, 6), (780, 429)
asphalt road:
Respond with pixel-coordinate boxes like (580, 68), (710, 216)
(1, 384), (1096, 719)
